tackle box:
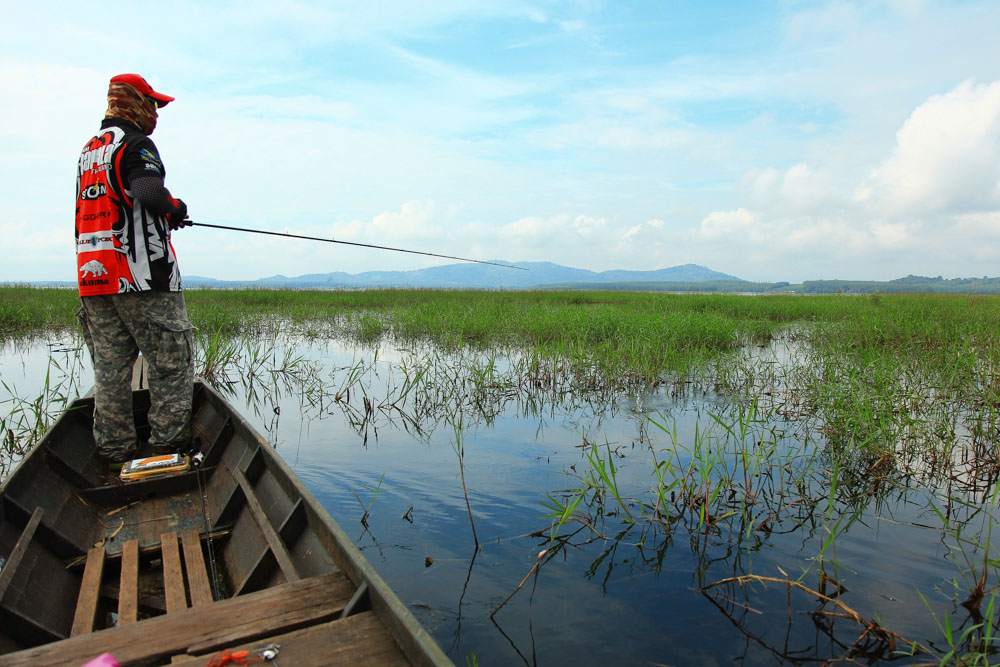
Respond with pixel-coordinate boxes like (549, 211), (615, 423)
(120, 453), (191, 482)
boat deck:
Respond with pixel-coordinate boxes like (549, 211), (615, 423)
(4, 571), (403, 666)
(0, 365), (450, 666)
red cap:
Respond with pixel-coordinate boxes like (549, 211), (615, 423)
(109, 73), (175, 107)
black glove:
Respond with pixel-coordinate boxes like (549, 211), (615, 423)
(166, 197), (189, 229)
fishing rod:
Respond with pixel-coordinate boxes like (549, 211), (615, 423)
(186, 221), (527, 271)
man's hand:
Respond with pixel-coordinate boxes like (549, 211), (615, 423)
(166, 197), (189, 230)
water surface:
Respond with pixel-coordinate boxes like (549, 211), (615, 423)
(1, 334), (993, 665)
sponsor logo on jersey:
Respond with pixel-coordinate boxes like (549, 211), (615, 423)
(139, 148), (161, 165)
(80, 211), (112, 221)
(80, 183), (107, 200)
(77, 233), (116, 252)
(80, 260), (108, 278)
(79, 144), (116, 173)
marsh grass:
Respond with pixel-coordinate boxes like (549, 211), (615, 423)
(0, 342), (87, 477)
(450, 420), (479, 548)
(0, 286), (79, 334)
(8, 287), (1000, 662)
(920, 481), (1000, 663)
(542, 397), (829, 546)
(531, 376), (1000, 663)
(8, 288), (1000, 398)
(349, 471), (387, 528)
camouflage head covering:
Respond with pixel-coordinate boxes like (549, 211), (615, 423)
(105, 82), (158, 135)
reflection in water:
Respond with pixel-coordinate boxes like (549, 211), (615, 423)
(0, 334), (88, 478)
(4, 331), (1000, 664)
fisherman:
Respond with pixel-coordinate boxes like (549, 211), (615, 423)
(75, 73), (195, 466)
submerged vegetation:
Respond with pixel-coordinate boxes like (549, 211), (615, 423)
(5, 286), (1000, 663)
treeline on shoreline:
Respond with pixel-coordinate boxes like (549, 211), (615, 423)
(542, 274), (1000, 294)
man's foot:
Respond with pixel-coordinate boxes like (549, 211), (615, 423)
(152, 437), (200, 457)
(103, 452), (133, 473)
(100, 438), (139, 466)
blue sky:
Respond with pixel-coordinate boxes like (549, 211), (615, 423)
(2, 0), (1000, 283)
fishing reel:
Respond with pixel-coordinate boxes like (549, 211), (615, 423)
(178, 437), (204, 467)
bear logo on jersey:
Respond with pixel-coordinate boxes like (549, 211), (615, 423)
(80, 260), (109, 278)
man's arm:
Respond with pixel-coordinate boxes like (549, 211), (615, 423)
(132, 175), (188, 227)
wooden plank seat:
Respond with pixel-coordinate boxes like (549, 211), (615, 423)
(159, 529), (215, 611)
(118, 540), (139, 626)
(161, 531), (187, 613)
(70, 529), (216, 638)
(3, 571), (356, 666)
(180, 529), (214, 607)
(70, 545), (105, 636)
(169, 610), (409, 666)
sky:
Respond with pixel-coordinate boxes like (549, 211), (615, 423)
(2, 0), (1000, 284)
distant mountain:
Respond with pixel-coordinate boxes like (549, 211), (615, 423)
(186, 262), (741, 289)
(22, 269), (1000, 294)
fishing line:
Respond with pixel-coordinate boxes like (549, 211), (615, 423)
(188, 221), (527, 270)
(194, 453), (221, 601)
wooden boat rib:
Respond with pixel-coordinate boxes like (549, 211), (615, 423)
(0, 378), (453, 666)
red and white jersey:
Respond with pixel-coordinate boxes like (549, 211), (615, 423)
(75, 119), (181, 296)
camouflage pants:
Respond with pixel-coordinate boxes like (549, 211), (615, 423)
(78, 291), (195, 462)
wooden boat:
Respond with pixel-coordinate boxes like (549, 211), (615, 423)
(0, 378), (453, 666)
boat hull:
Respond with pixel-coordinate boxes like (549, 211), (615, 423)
(0, 380), (451, 666)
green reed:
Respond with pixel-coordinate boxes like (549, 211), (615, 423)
(541, 396), (827, 550)
(349, 471), (387, 528)
(0, 286), (80, 335)
(0, 344), (87, 476)
(918, 483), (1000, 666)
(9, 287), (1000, 661)
(8, 288), (1000, 391)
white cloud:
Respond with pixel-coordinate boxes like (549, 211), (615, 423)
(500, 214), (607, 239)
(500, 216), (547, 237)
(870, 221), (911, 247)
(785, 2), (865, 44)
(0, 219), (74, 283)
(953, 210), (1000, 236)
(741, 163), (840, 215)
(863, 79), (1000, 215)
(699, 208), (757, 239)
(367, 201), (437, 237)
(951, 211), (1000, 262)
(4, 2), (1000, 285)
(688, 208), (918, 280)
(682, 78), (1000, 280)
(620, 219), (667, 251)
(571, 215), (605, 236)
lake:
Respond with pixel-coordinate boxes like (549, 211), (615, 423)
(1, 331), (995, 665)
